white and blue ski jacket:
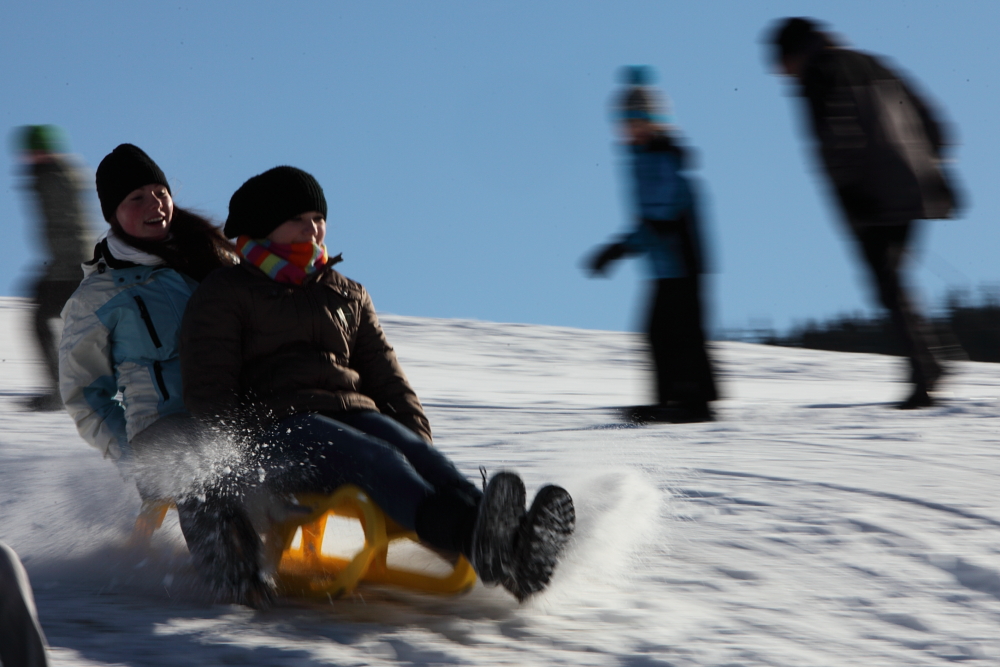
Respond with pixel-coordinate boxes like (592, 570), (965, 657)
(59, 240), (197, 459)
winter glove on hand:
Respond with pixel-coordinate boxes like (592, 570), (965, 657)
(588, 242), (627, 276)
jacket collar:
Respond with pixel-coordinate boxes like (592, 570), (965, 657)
(90, 238), (139, 270)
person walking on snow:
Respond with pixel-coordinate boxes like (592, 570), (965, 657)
(13, 125), (93, 411)
(768, 18), (961, 409)
(587, 66), (718, 424)
(179, 166), (575, 605)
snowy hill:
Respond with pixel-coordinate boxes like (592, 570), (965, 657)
(1, 296), (999, 666)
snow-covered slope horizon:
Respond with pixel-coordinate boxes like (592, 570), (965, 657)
(2, 297), (999, 666)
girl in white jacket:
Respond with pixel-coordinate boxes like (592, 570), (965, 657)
(58, 144), (239, 597)
(60, 144), (233, 461)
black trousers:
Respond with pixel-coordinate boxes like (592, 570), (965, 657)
(31, 278), (79, 389)
(646, 277), (718, 406)
(852, 222), (942, 391)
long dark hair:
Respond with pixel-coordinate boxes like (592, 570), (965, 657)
(110, 207), (235, 282)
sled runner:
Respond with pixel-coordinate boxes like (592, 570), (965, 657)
(130, 485), (477, 598)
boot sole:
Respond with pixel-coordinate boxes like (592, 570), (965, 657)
(508, 485), (575, 601)
(471, 472), (526, 585)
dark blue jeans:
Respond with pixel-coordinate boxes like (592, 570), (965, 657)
(255, 411), (481, 532)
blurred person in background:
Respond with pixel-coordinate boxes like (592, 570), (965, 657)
(768, 18), (961, 409)
(13, 125), (93, 411)
(0, 541), (49, 667)
(587, 66), (718, 424)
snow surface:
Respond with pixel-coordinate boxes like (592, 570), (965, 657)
(2, 295), (1000, 666)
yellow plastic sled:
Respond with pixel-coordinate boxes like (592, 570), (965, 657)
(130, 485), (477, 599)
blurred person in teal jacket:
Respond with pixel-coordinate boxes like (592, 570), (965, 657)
(587, 67), (717, 423)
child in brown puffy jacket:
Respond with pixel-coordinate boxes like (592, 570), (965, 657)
(180, 166), (575, 606)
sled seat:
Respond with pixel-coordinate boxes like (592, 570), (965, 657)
(130, 485), (477, 599)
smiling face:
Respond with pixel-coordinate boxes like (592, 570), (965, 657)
(115, 184), (173, 240)
(266, 211), (326, 245)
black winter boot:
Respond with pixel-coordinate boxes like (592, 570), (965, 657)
(504, 484), (575, 602)
(177, 495), (276, 609)
(471, 471), (526, 586)
(898, 386), (934, 409)
(622, 403), (714, 424)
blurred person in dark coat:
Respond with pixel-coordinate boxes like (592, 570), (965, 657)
(0, 541), (49, 667)
(14, 125), (93, 411)
(587, 67), (718, 424)
(768, 18), (960, 409)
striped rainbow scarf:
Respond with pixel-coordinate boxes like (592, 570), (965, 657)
(236, 235), (329, 285)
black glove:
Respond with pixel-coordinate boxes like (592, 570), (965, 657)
(587, 242), (627, 276)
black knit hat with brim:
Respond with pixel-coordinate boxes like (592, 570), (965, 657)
(96, 144), (170, 223)
(224, 166), (327, 239)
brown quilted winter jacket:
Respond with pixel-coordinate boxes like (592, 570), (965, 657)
(179, 259), (431, 442)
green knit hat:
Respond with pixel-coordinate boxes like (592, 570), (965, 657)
(18, 125), (66, 153)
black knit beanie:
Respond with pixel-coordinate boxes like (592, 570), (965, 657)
(224, 166), (327, 239)
(96, 144), (170, 223)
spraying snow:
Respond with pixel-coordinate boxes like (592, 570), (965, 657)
(2, 297), (999, 665)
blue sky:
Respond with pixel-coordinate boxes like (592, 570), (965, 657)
(2, 1), (997, 335)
